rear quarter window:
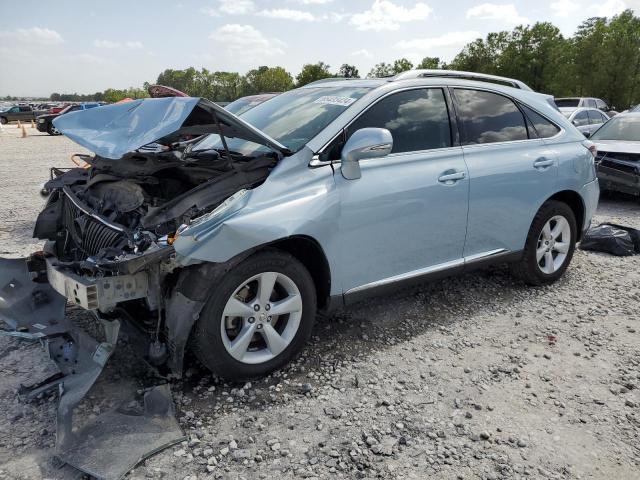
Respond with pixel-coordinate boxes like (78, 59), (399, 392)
(520, 104), (561, 138)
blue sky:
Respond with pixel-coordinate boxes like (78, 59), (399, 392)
(0, 0), (634, 96)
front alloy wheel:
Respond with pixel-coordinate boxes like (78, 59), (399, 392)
(221, 271), (303, 364)
(193, 250), (316, 381)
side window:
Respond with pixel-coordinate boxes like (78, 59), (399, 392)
(9, 107), (19, 113)
(587, 110), (603, 125)
(520, 104), (560, 138)
(453, 89), (528, 144)
(596, 99), (607, 110)
(586, 99), (597, 108)
(573, 111), (589, 126)
(600, 112), (609, 122)
(19, 106), (31, 112)
(347, 88), (452, 154)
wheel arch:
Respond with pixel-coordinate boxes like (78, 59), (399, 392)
(260, 235), (332, 311)
(544, 190), (585, 240)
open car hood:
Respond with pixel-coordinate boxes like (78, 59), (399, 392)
(52, 96), (290, 159)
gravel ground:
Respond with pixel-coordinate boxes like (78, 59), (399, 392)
(0, 127), (638, 480)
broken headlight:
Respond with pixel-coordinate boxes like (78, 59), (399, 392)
(188, 189), (249, 229)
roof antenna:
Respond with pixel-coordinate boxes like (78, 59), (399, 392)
(212, 108), (233, 169)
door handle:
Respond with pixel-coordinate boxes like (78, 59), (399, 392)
(533, 158), (554, 169)
(438, 170), (466, 184)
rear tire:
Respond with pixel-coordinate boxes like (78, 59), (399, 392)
(0, 117), (7, 125)
(192, 250), (317, 381)
(511, 200), (577, 286)
(47, 124), (60, 136)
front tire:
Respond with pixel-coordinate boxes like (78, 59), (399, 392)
(193, 250), (317, 381)
(0, 117), (7, 125)
(47, 124), (60, 135)
(512, 200), (577, 286)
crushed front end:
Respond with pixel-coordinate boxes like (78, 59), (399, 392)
(0, 96), (284, 479)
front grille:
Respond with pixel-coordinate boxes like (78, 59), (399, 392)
(61, 193), (125, 258)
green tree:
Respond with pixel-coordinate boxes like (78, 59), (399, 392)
(338, 64), (360, 78)
(416, 57), (442, 69)
(367, 62), (393, 77)
(242, 66), (294, 95)
(296, 62), (333, 86)
(392, 58), (413, 74)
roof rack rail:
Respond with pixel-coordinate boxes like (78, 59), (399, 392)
(391, 69), (533, 91)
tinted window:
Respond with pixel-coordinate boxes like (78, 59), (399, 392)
(347, 88), (451, 154)
(587, 110), (603, 125)
(19, 106), (31, 112)
(454, 89), (527, 144)
(573, 111), (589, 126)
(520, 104), (560, 138)
(591, 115), (640, 141)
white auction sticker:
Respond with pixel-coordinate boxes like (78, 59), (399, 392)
(313, 96), (357, 107)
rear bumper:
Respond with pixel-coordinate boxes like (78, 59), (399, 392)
(581, 178), (600, 235)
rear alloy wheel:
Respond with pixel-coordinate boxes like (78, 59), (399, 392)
(193, 251), (316, 381)
(511, 200), (577, 286)
(0, 117), (7, 125)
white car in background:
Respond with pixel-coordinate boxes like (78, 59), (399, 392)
(561, 107), (610, 137)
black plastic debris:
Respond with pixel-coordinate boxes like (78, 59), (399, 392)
(580, 223), (640, 256)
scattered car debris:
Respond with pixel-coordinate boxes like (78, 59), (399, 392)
(580, 223), (640, 256)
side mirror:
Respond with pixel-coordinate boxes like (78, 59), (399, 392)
(340, 128), (393, 180)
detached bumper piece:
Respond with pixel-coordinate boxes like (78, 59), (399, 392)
(0, 256), (184, 480)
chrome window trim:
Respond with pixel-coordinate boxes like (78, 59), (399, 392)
(345, 248), (509, 295)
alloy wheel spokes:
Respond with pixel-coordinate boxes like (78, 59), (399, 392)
(537, 215), (571, 274)
(269, 294), (302, 316)
(261, 323), (289, 356)
(257, 272), (277, 306)
(228, 322), (257, 358)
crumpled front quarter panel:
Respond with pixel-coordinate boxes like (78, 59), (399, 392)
(173, 149), (343, 294)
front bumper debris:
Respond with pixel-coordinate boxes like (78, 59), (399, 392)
(0, 256), (185, 480)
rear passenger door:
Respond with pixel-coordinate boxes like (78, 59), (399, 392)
(333, 88), (469, 294)
(452, 88), (560, 258)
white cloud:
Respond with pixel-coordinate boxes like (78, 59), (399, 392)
(258, 9), (315, 21)
(0, 27), (63, 45)
(210, 24), (286, 59)
(294, 0), (334, 4)
(351, 48), (374, 58)
(200, 6), (219, 16)
(350, 0), (433, 31)
(589, 0), (626, 16)
(550, 0), (581, 17)
(466, 3), (529, 25)
(396, 31), (481, 51)
(219, 0), (255, 15)
(94, 39), (143, 49)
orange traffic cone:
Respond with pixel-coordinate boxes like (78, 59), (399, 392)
(31, 120), (35, 128)
(21, 124), (27, 138)
(17, 120), (21, 129)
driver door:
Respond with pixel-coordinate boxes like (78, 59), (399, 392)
(330, 88), (469, 296)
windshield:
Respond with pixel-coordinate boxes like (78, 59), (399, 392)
(556, 99), (580, 108)
(194, 86), (371, 155)
(591, 115), (640, 141)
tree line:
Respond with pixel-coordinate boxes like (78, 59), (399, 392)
(46, 9), (640, 109)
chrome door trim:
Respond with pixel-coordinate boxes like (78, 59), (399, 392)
(345, 258), (464, 294)
(345, 248), (510, 295)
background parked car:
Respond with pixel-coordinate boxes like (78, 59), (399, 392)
(0, 105), (47, 124)
(36, 103), (101, 135)
(591, 112), (640, 196)
(555, 96), (617, 116)
(561, 107), (610, 137)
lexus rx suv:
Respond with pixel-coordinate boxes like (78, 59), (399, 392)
(0, 70), (599, 386)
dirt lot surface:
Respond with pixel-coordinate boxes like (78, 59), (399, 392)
(0, 127), (638, 480)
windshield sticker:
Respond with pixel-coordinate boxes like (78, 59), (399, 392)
(313, 96), (357, 107)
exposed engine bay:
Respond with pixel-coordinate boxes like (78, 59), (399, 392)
(35, 147), (277, 269)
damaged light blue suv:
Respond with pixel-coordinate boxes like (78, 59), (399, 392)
(1, 70), (599, 384)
